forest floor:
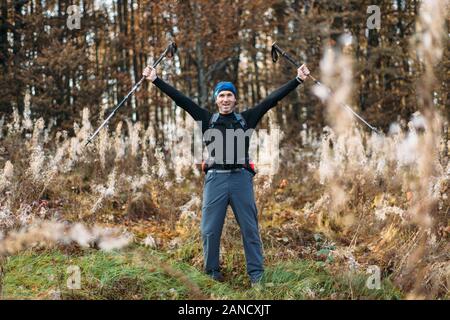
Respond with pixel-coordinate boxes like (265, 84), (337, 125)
(2, 244), (402, 300)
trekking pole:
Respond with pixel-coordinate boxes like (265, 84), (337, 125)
(85, 42), (178, 146)
(271, 42), (380, 134)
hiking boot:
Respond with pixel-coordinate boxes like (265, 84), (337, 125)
(250, 273), (265, 288)
(208, 272), (225, 282)
(250, 278), (263, 288)
(251, 281), (263, 290)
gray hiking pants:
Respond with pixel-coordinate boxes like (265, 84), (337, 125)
(201, 168), (264, 282)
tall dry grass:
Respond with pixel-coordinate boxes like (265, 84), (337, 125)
(306, 0), (449, 299)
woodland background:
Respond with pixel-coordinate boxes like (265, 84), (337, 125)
(1, 0), (448, 135)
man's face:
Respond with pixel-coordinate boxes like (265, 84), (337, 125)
(216, 90), (236, 114)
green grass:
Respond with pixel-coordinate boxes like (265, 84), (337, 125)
(0, 244), (403, 300)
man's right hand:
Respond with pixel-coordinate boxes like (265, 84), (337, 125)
(143, 66), (157, 82)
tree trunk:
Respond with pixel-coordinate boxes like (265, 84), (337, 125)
(13, 0), (28, 114)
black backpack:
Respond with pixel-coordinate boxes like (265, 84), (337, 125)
(202, 112), (255, 173)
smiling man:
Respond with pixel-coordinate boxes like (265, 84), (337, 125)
(215, 83), (236, 114)
(143, 63), (310, 285)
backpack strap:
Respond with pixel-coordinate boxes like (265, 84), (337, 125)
(233, 112), (247, 130)
(209, 112), (220, 128)
(208, 112), (247, 130)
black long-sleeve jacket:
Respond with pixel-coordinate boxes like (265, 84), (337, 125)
(153, 77), (302, 166)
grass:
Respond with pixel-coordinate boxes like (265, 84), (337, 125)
(1, 243), (403, 300)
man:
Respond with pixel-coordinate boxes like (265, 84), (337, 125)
(143, 63), (310, 285)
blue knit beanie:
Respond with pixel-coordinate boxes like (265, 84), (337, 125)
(213, 81), (237, 101)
